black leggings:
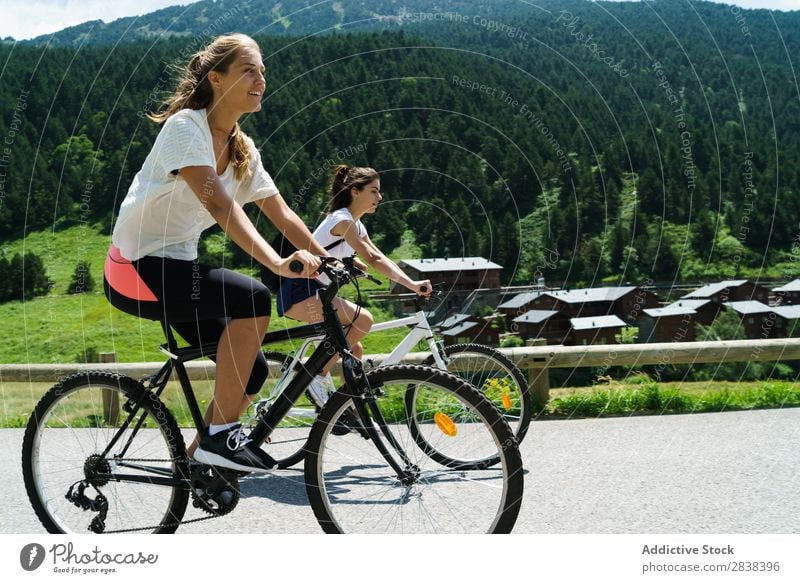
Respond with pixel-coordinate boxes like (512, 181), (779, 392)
(104, 255), (271, 395)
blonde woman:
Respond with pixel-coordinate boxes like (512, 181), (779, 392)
(104, 34), (326, 472)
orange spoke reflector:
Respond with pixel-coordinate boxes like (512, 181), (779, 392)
(501, 393), (513, 411)
(434, 412), (457, 437)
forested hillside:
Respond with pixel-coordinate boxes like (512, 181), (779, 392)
(1, 0), (798, 288)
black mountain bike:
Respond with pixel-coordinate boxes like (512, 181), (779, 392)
(22, 258), (524, 534)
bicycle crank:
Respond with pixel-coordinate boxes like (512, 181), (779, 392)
(189, 464), (241, 516)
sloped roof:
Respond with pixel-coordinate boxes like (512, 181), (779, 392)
(642, 299), (713, 318)
(512, 310), (559, 324)
(400, 257), (503, 273)
(437, 313), (472, 329)
(440, 321), (480, 337)
(773, 305), (800, 320)
(542, 286), (638, 304)
(498, 291), (546, 309)
(570, 315), (628, 330)
(774, 279), (800, 292)
(724, 300), (773, 315)
(682, 280), (749, 299)
(643, 306), (696, 317)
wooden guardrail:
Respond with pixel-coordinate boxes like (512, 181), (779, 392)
(3, 339), (798, 405)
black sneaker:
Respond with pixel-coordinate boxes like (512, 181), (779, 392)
(193, 425), (277, 473)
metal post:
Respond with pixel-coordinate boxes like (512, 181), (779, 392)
(100, 352), (119, 425)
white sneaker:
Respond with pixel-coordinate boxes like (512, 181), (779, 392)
(307, 373), (336, 408)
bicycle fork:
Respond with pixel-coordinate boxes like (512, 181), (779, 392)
(344, 369), (420, 483)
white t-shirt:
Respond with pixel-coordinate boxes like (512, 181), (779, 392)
(112, 108), (279, 261)
(313, 207), (367, 285)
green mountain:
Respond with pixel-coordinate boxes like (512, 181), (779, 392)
(18, 0), (530, 47)
(1, 0), (798, 289)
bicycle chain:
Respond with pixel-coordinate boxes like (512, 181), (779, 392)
(95, 457), (226, 533)
(99, 513), (219, 534)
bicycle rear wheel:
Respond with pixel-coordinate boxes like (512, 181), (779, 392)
(304, 365), (523, 534)
(417, 343), (531, 467)
(22, 371), (189, 534)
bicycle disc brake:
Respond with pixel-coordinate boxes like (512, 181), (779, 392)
(189, 464), (241, 516)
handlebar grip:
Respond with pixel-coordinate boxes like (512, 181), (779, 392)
(289, 260), (304, 273)
(420, 285), (428, 293)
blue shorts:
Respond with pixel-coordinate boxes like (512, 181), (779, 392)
(277, 277), (324, 317)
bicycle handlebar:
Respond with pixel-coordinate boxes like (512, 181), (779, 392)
(288, 256), (370, 288)
(290, 256), (430, 298)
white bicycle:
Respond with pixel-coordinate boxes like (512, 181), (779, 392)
(251, 270), (532, 469)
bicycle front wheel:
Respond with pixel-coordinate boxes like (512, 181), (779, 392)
(304, 365), (523, 534)
(22, 371), (189, 534)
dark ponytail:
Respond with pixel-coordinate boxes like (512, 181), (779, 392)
(326, 165), (379, 212)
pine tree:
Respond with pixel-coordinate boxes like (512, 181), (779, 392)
(67, 260), (95, 294)
(9, 253), (52, 301)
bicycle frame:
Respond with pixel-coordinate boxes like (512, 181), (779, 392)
(371, 308), (448, 368)
(244, 293), (449, 416)
(97, 261), (420, 487)
(269, 295), (450, 375)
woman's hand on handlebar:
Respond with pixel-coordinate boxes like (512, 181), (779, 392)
(279, 250), (320, 278)
(411, 279), (432, 298)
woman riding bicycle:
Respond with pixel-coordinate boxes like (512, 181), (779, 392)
(279, 165), (431, 405)
(103, 34), (326, 473)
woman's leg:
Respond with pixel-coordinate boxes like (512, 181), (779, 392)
(211, 315), (270, 424)
(285, 296), (373, 374)
(170, 315), (271, 457)
(131, 258), (273, 464)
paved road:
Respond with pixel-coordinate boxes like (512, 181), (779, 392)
(3, 408), (798, 533)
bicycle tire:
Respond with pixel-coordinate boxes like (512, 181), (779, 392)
(421, 343), (532, 445)
(22, 371), (189, 534)
(304, 365), (524, 534)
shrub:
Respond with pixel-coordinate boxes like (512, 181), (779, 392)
(500, 335), (524, 348)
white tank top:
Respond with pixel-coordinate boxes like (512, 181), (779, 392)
(312, 207), (367, 285)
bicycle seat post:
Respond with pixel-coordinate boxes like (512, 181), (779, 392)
(161, 321), (181, 354)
